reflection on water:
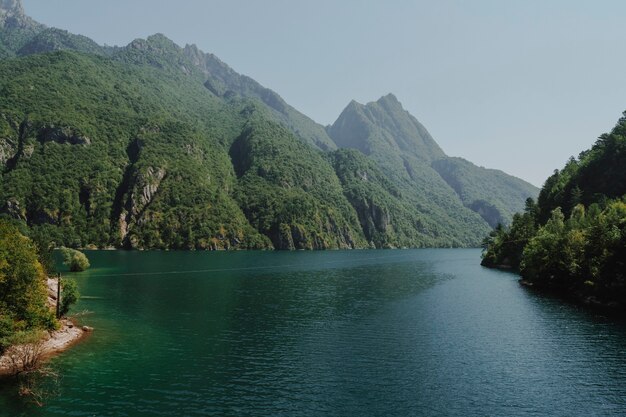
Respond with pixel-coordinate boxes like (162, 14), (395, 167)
(1, 249), (626, 416)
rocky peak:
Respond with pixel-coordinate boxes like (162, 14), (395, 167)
(377, 93), (400, 105)
(1, 0), (24, 16)
(1, 0), (42, 30)
(329, 93), (446, 162)
(0, 0), (26, 27)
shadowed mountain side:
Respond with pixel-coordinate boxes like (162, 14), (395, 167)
(230, 121), (366, 250)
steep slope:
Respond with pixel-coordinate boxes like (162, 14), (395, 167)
(111, 33), (336, 152)
(328, 94), (539, 229)
(231, 121), (366, 249)
(431, 157), (540, 227)
(0, 1), (539, 250)
(536, 115), (626, 222)
(0, 50), (370, 250)
(0, 51), (270, 249)
(1, 0), (335, 151)
(184, 44), (336, 151)
(328, 94), (444, 162)
(330, 149), (448, 248)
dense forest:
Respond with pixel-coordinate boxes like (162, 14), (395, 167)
(482, 114), (626, 310)
(0, 1), (538, 250)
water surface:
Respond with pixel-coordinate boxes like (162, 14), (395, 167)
(1, 249), (625, 416)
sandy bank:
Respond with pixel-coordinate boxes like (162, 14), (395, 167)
(0, 278), (91, 377)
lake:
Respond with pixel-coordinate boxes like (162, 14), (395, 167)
(1, 249), (626, 416)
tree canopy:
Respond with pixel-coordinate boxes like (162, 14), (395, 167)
(0, 219), (56, 354)
(482, 114), (626, 310)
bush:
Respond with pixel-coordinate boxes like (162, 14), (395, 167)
(59, 279), (79, 317)
(0, 313), (18, 356)
(61, 248), (90, 272)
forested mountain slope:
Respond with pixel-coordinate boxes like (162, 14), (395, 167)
(0, 0), (538, 250)
(328, 94), (538, 229)
(482, 113), (626, 310)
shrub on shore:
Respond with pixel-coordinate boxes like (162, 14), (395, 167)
(60, 248), (90, 272)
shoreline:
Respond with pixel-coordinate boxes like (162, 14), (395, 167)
(519, 278), (624, 316)
(0, 278), (91, 378)
(484, 264), (625, 317)
(0, 319), (89, 378)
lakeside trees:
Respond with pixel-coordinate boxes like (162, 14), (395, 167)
(0, 220), (85, 357)
(0, 220), (55, 355)
(482, 114), (626, 309)
(60, 248), (90, 272)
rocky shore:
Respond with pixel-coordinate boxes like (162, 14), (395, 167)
(0, 278), (91, 377)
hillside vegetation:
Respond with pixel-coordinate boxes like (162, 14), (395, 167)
(328, 95), (539, 241)
(0, 220), (55, 356)
(482, 114), (626, 310)
(0, 0), (538, 250)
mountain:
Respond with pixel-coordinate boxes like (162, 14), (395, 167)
(0, 1), (538, 250)
(183, 43), (336, 151)
(17, 27), (110, 56)
(481, 114), (626, 311)
(328, 94), (539, 229)
(0, 0), (44, 56)
(328, 94), (445, 162)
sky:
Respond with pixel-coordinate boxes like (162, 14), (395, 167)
(22, 0), (626, 187)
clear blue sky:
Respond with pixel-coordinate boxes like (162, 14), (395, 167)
(23, 0), (626, 186)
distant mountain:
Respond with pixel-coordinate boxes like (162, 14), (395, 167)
(0, 0), (44, 56)
(0, 0), (538, 250)
(329, 94), (445, 162)
(431, 157), (539, 227)
(328, 94), (538, 228)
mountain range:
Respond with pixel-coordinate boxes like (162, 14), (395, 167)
(0, 0), (538, 250)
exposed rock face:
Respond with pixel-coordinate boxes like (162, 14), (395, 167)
(0, 137), (15, 166)
(38, 126), (91, 145)
(132, 166), (166, 217)
(0, 0), (39, 30)
(0, 0), (24, 20)
(273, 220), (357, 251)
(4, 198), (25, 220)
(118, 166), (167, 247)
(354, 199), (390, 237)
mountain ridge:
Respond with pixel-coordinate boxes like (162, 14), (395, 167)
(328, 95), (538, 227)
(0, 2), (539, 250)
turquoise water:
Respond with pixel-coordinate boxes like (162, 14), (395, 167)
(1, 249), (626, 416)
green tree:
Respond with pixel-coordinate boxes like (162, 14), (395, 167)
(0, 220), (56, 354)
(61, 248), (90, 272)
(59, 278), (79, 317)
(520, 208), (566, 286)
(480, 201), (536, 268)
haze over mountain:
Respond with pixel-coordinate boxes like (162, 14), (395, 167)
(328, 94), (539, 228)
(0, 0), (538, 250)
